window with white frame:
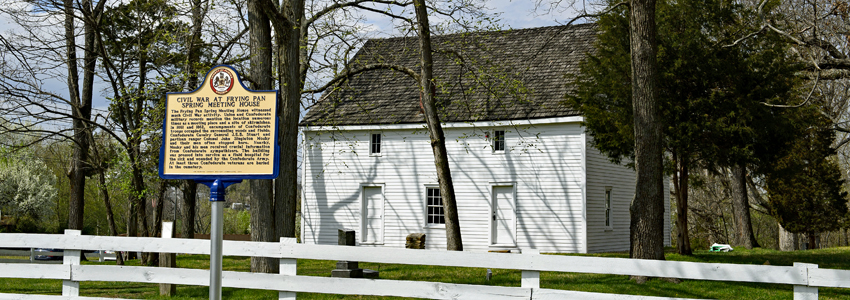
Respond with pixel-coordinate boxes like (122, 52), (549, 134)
(492, 130), (505, 152)
(605, 187), (613, 229)
(426, 187), (445, 225)
(370, 133), (382, 155)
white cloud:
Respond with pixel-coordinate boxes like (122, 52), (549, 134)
(487, 0), (586, 28)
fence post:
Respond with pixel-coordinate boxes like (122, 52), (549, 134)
(280, 237), (297, 300)
(521, 249), (540, 292)
(793, 262), (818, 300)
(160, 221), (177, 296)
(62, 229), (82, 297)
(29, 248), (33, 262)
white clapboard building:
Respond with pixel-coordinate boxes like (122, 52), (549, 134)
(299, 24), (670, 253)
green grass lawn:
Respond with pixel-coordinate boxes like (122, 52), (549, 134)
(1, 247), (849, 299)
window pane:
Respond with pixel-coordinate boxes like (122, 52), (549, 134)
(371, 134), (381, 154)
(494, 130), (505, 151)
(426, 187), (444, 225)
(605, 189), (612, 227)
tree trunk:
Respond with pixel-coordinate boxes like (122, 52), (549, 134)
(131, 54), (151, 263)
(80, 0), (96, 135)
(131, 155), (151, 264)
(180, 180), (197, 239)
(730, 165), (759, 249)
(275, 0), (303, 241)
(673, 154), (691, 255)
(98, 166), (124, 265)
(67, 140), (88, 231)
(153, 181), (165, 239)
(185, 0), (205, 90)
(125, 167), (138, 261)
(178, 0), (204, 243)
(807, 232), (817, 250)
(778, 223), (798, 251)
(65, 0), (95, 231)
(628, 0), (665, 263)
(148, 180), (166, 266)
(249, 0), (278, 273)
(413, 0), (463, 250)
(127, 205), (137, 237)
(249, 179), (276, 273)
(131, 157), (150, 239)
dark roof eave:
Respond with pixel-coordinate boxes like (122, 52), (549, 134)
(299, 112), (583, 128)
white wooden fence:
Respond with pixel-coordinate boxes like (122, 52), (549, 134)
(1, 230), (849, 300)
(0, 248), (116, 263)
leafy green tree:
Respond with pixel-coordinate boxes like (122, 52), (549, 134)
(96, 0), (186, 246)
(766, 115), (849, 249)
(566, 0), (800, 254)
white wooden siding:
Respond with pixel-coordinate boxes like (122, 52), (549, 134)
(302, 121), (590, 252)
(584, 137), (672, 253)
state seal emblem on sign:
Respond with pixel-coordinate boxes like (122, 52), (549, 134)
(210, 68), (234, 95)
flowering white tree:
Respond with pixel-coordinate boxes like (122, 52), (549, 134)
(0, 155), (56, 220)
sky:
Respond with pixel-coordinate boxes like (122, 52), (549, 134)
(0, 0), (584, 115)
(487, 0), (584, 28)
(352, 0), (586, 39)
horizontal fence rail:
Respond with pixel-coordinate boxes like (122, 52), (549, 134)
(0, 247), (115, 265)
(0, 230), (848, 300)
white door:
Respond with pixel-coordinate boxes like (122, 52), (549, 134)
(362, 186), (384, 244)
(491, 186), (516, 246)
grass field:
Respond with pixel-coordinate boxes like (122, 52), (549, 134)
(1, 247), (849, 299)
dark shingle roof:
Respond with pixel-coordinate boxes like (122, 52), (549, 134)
(301, 24), (597, 126)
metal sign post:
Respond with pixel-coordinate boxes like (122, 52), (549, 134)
(200, 179), (241, 300)
(158, 65), (279, 300)
(210, 199), (223, 300)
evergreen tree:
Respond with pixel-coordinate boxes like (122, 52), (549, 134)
(566, 0), (800, 254)
(766, 115), (849, 249)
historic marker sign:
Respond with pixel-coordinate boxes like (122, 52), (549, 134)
(159, 65), (279, 180)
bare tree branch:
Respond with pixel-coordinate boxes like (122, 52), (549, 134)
(302, 62), (419, 94)
(763, 71), (819, 108)
(303, 0), (413, 31)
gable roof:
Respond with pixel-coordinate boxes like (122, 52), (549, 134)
(301, 23), (597, 127)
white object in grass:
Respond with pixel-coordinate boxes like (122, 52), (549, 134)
(710, 243), (734, 252)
